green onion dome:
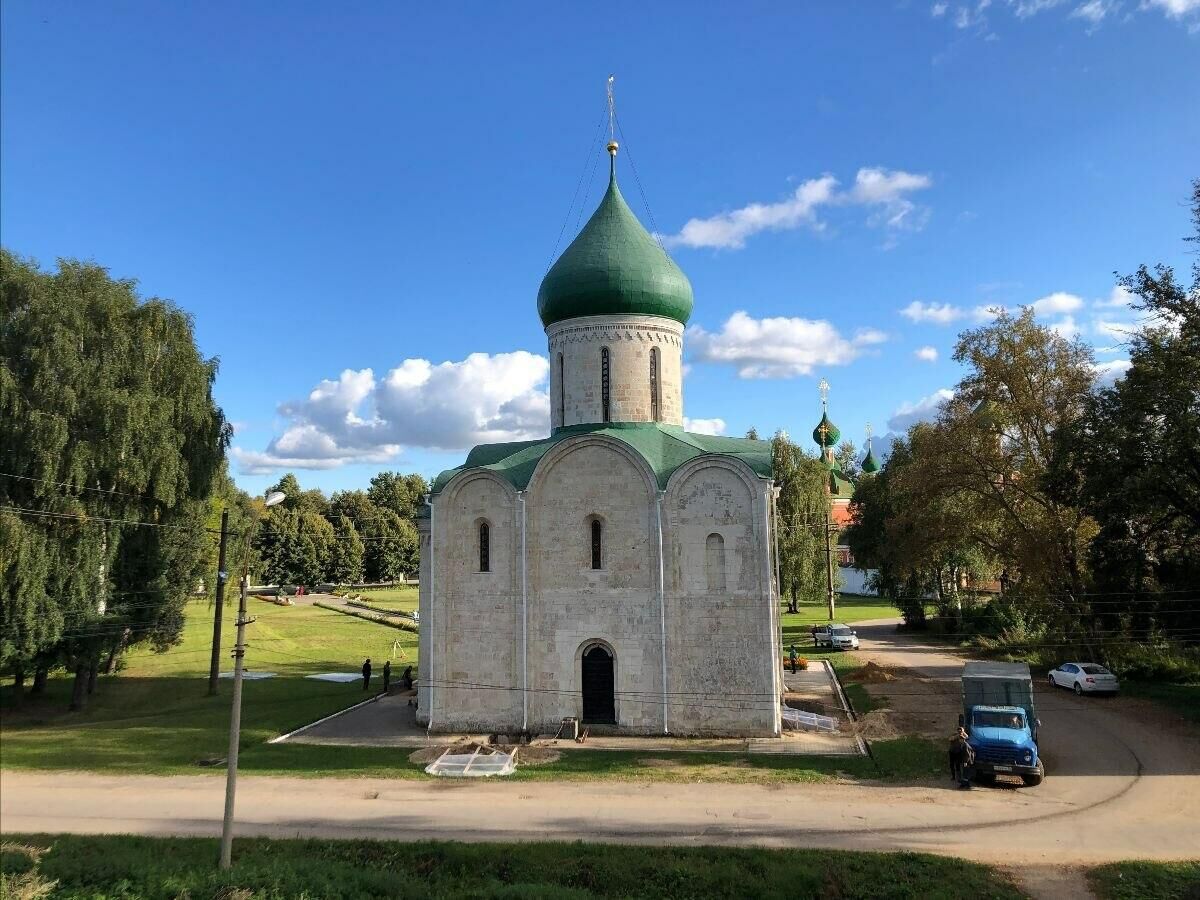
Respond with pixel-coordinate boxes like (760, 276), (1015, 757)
(861, 446), (880, 474)
(538, 152), (693, 329)
(812, 411), (841, 448)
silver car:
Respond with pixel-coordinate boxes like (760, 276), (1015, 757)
(812, 623), (860, 650)
(1048, 662), (1119, 695)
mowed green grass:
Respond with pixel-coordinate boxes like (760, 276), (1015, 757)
(0, 590), (940, 782)
(0, 599), (417, 774)
(1087, 861), (1200, 900)
(1, 834), (1024, 900)
(340, 584), (419, 612)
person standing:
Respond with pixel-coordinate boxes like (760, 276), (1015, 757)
(948, 727), (974, 789)
(402, 665), (413, 691)
(382, 660), (392, 693)
(362, 658), (372, 691)
(788, 644), (798, 675)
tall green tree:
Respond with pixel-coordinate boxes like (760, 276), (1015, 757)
(835, 440), (861, 481)
(0, 252), (228, 708)
(1065, 180), (1200, 627)
(771, 431), (838, 614)
(257, 506), (335, 586)
(367, 471), (427, 521)
(328, 515), (366, 585)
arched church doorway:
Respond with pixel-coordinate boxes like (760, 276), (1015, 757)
(581, 644), (615, 724)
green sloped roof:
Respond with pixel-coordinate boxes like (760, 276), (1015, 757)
(432, 423), (772, 494)
(828, 466), (855, 499)
(537, 158), (693, 328)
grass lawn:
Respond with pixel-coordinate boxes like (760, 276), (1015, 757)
(341, 584), (419, 612)
(0, 834), (1024, 900)
(0, 599), (416, 774)
(0, 592), (941, 783)
(1087, 861), (1200, 900)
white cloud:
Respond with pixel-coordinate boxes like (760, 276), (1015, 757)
(1031, 291), (1085, 315)
(1094, 359), (1131, 385)
(233, 351), (550, 474)
(662, 167), (932, 250)
(1095, 285), (1134, 309)
(1071, 0), (1117, 25)
(932, 1), (949, 14)
(1047, 315), (1082, 339)
(973, 304), (1007, 322)
(887, 388), (955, 432)
(915, 346), (940, 362)
(854, 327), (890, 346)
(1093, 318), (1136, 342)
(687, 310), (884, 379)
(900, 301), (965, 324)
(1009, 0), (1067, 15)
(956, 0), (994, 28)
(682, 417), (727, 436)
(1146, 0), (1200, 18)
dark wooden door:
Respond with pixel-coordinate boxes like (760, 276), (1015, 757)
(581, 645), (615, 724)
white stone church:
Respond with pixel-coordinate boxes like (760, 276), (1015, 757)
(416, 141), (782, 737)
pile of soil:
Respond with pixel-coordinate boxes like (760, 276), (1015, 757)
(845, 661), (896, 684)
(853, 710), (900, 741)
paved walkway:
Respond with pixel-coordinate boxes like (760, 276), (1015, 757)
(278, 655), (863, 757)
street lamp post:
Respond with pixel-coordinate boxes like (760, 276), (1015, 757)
(219, 489), (286, 870)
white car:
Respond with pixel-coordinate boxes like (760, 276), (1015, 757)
(1048, 662), (1119, 695)
(812, 623), (860, 650)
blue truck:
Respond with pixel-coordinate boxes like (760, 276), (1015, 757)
(960, 661), (1044, 787)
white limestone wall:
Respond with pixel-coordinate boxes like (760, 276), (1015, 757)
(424, 472), (522, 731)
(416, 514), (431, 725)
(525, 437), (665, 733)
(423, 434), (779, 737)
(547, 315), (684, 428)
(662, 458), (779, 736)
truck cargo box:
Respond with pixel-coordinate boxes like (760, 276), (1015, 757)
(962, 661), (1036, 731)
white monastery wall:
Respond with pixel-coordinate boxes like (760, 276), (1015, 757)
(526, 437), (665, 733)
(663, 458), (780, 736)
(547, 315), (684, 429)
(422, 472), (521, 731)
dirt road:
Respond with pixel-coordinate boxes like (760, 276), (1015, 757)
(2, 621), (1196, 894)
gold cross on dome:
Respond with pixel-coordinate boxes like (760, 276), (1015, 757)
(865, 421), (873, 443)
(818, 421), (829, 439)
(818, 378), (830, 409)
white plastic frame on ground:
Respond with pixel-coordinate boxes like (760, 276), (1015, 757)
(425, 746), (518, 777)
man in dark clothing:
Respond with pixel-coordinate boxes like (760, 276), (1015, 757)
(402, 665), (413, 691)
(362, 658), (372, 691)
(948, 727), (975, 789)
(382, 660), (392, 693)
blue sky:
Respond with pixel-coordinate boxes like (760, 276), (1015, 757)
(4, 1), (1198, 496)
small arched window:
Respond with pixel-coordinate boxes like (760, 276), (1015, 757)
(478, 522), (490, 573)
(705, 533), (726, 593)
(591, 519), (603, 570)
(649, 347), (661, 422)
(601, 347), (611, 423)
(557, 352), (565, 426)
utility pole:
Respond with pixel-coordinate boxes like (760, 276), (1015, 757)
(218, 488), (283, 871)
(207, 508), (230, 696)
(219, 572), (252, 870)
(824, 508), (837, 621)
